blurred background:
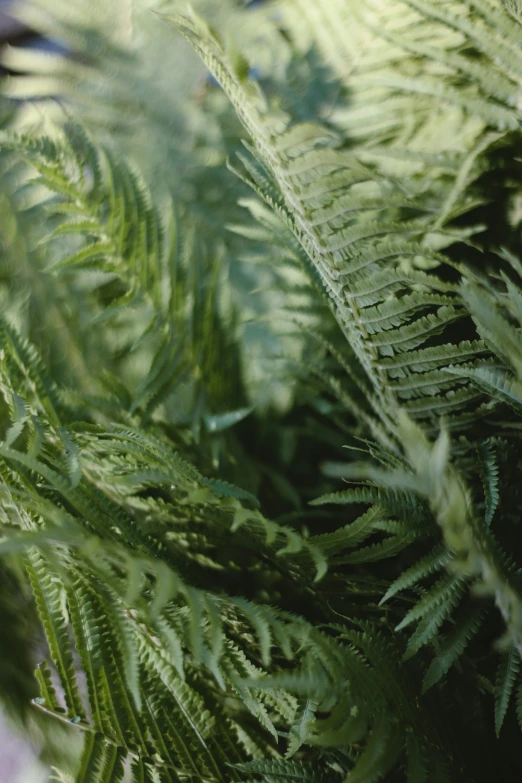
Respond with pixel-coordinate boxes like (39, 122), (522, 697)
(0, 712), (45, 783)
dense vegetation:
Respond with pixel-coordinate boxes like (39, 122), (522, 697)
(1, 0), (522, 780)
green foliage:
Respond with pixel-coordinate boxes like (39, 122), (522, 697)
(2, 0), (522, 781)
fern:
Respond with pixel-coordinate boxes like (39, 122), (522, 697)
(3, 1), (522, 781)
(494, 647), (521, 736)
(422, 604), (487, 691)
(163, 3), (497, 438)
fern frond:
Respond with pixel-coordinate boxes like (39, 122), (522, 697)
(380, 546), (451, 605)
(396, 573), (466, 632)
(477, 440), (500, 526)
(422, 605), (487, 691)
(35, 660), (61, 714)
(26, 550), (84, 720)
(234, 757), (342, 782)
(494, 646), (521, 736)
(346, 714), (402, 783)
(402, 579), (467, 659)
(162, 2), (492, 437)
